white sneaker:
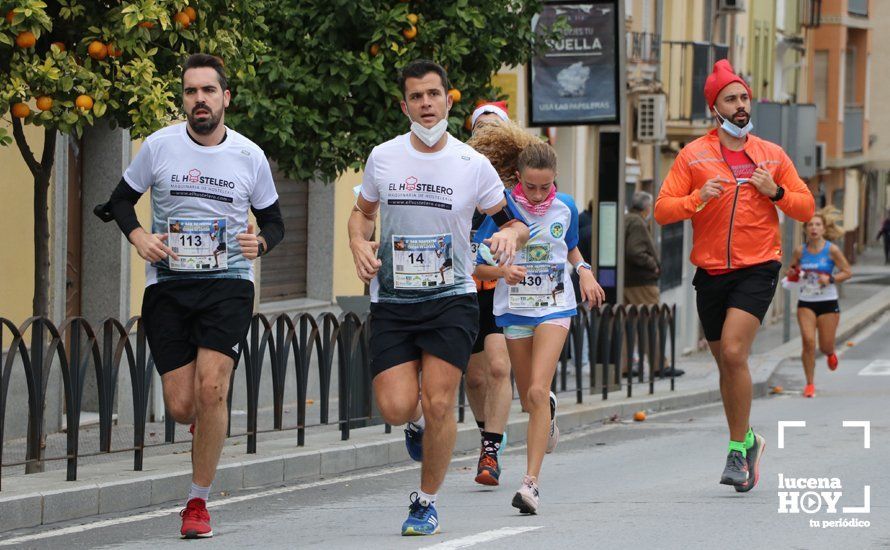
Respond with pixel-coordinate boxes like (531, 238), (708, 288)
(511, 475), (539, 514)
(546, 391), (559, 454)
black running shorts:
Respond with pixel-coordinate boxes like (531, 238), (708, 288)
(369, 294), (479, 377)
(797, 299), (840, 317)
(693, 261), (781, 342)
(142, 278), (255, 375)
(472, 287), (503, 354)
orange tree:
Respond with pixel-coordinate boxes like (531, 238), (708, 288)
(228, 0), (560, 181)
(0, 0), (266, 316)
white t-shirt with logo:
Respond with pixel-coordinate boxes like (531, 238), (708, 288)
(360, 133), (504, 303)
(123, 123), (279, 286)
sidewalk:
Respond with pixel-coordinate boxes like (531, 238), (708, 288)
(2, 247), (888, 533)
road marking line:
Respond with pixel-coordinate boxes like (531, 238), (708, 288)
(421, 526), (543, 549)
(0, 424), (603, 546)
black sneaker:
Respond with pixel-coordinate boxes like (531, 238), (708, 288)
(719, 450), (749, 486)
(734, 432), (765, 493)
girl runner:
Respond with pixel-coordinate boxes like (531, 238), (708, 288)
(782, 207), (852, 398)
(475, 141), (605, 514)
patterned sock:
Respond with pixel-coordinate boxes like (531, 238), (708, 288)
(481, 432), (503, 457)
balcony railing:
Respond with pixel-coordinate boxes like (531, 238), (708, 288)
(660, 41), (730, 122)
(844, 106), (864, 153)
(848, 0), (868, 16)
(628, 31), (661, 64)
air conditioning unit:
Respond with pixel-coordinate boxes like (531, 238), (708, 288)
(636, 94), (666, 142)
(815, 142), (827, 171)
(718, 0), (745, 12)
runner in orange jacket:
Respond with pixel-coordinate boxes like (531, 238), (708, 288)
(655, 60), (815, 493)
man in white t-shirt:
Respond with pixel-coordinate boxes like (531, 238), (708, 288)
(100, 54), (284, 539)
(348, 60), (528, 536)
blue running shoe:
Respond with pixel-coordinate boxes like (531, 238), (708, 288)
(404, 422), (423, 462)
(401, 493), (439, 536)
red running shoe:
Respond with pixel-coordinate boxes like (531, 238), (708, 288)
(803, 384), (815, 398)
(189, 423), (195, 435)
(180, 498), (213, 538)
(827, 354), (838, 371)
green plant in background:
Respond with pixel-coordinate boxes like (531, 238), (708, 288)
(229, 0), (561, 182)
(0, 0), (267, 317)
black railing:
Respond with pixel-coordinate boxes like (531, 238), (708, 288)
(0, 304), (676, 489)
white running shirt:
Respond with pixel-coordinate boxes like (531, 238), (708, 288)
(360, 133), (504, 303)
(123, 123), (278, 286)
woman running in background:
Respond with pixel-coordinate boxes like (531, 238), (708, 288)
(783, 207), (852, 398)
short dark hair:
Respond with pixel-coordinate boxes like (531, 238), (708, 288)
(398, 59), (449, 97)
(182, 53), (228, 91)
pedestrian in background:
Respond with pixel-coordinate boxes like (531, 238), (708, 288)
(877, 209), (890, 264)
(624, 191), (684, 377)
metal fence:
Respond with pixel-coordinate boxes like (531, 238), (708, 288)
(0, 304), (676, 490)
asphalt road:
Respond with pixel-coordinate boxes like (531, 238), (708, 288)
(3, 315), (889, 550)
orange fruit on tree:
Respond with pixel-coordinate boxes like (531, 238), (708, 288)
(36, 96), (53, 111)
(633, 410), (647, 422)
(88, 40), (107, 60)
(11, 102), (31, 118)
(15, 30), (36, 49)
(75, 95), (94, 111)
(173, 12), (191, 28)
(184, 6), (197, 22)
(5, 9), (15, 24)
(464, 116), (473, 131)
(407, 13), (419, 24)
(106, 43), (122, 57)
(369, 43), (380, 57)
(137, 21), (155, 29)
(50, 41), (66, 52)
(402, 25), (417, 40)
(447, 88), (461, 103)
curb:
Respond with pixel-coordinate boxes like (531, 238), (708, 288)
(1, 288), (888, 534)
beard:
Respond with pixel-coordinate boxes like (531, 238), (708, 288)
(187, 104), (222, 135)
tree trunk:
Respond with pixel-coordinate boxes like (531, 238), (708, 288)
(12, 119), (58, 318)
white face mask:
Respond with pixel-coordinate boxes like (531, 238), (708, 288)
(408, 114), (449, 148)
(714, 108), (753, 138)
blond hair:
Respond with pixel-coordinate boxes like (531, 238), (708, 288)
(808, 206), (844, 242)
(466, 121), (543, 188)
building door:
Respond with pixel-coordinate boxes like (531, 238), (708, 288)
(66, 137), (83, 319)
(260, 161), (308, 302)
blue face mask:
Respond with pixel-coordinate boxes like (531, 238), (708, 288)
(714, 109), (753, 138)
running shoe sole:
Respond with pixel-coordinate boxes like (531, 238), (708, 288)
(511, 492), (538, 514)
(735, 434), (765, 493)
(402, 526), (439, 536)
(181, 530), (213, 539)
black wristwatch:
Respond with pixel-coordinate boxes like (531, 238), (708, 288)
(770, 186), (785, 202)
(257, 241), (266, 257)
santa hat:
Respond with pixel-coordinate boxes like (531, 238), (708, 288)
(471, 101), (509, 127)
(703, 60), (753, 109)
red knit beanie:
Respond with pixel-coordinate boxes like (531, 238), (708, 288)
(703, 59), (752, 109)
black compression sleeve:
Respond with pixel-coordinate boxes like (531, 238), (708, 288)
(109, 178), (143, 238)
(251, 200), (285, 253)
